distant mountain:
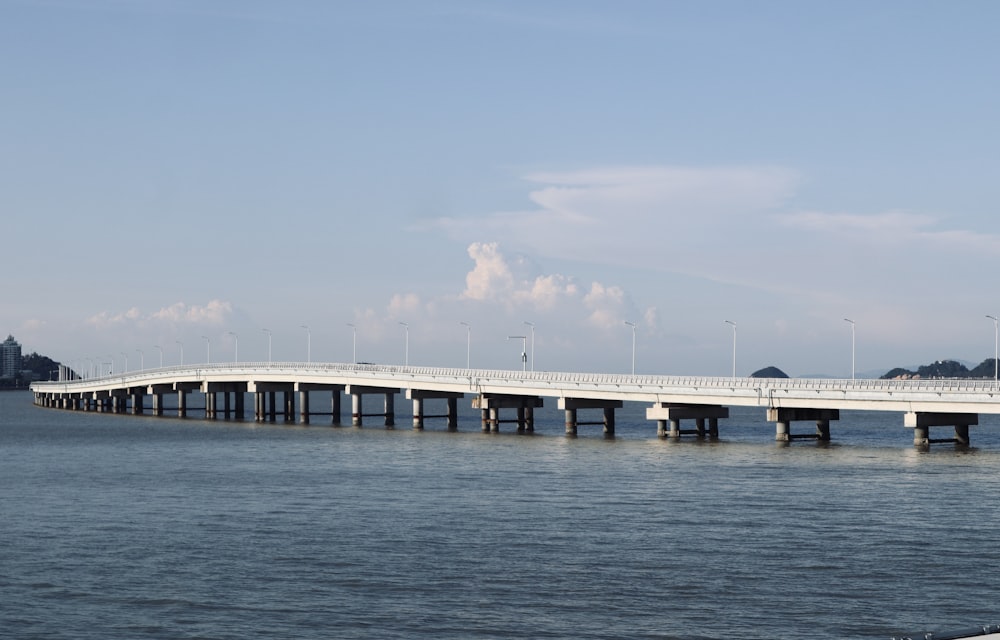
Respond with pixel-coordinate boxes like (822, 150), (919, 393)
(750, 366), (789, 379)
(880, 358), (998, 380)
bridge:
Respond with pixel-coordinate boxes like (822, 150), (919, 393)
(29, 362), (1000, 446)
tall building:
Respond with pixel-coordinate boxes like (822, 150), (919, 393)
(1, 335), (21, 378)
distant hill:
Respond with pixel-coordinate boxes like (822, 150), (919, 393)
(750, 366), (789, 379)
(881, 358), (998, 380)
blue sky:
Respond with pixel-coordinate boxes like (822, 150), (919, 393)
(4, 0), (1000, 377)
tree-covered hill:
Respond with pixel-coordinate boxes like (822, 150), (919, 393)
(880, 358), (998, 379)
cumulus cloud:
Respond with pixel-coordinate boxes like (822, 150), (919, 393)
(513, 274), (579, 310)
(88, 300), (232, 328)
(459, 242), (585, 312)
(583, 282), (627, 328)
(462, 242), (515, 301)
(388, 293), (422, 316)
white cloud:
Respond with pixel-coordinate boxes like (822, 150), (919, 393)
(462, 242), (515, 301)
(435, 165), (799, 278)
(89, 300), (233, 328)
(388, 293), (422, 316)
(583, 282), (627, 329)
(513, 274), (578, 310)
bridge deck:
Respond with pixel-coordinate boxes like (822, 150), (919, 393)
(30, 361), (1000, 415)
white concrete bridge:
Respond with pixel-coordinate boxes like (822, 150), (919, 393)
(29, 362), (1000, 446)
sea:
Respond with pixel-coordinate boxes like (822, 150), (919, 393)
(3, 388), (1000, 640)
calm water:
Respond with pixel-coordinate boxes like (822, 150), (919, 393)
(3, 389), (1000, 639)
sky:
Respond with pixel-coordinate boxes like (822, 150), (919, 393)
(4, 0), (1000, 378)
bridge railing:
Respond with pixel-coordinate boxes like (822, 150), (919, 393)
(32, 361), (1000, 394)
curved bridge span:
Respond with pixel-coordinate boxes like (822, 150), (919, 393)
(30, 362), (1000, 446)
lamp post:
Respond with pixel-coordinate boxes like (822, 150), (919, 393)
(460, 321), (471, 369)
(228, 331), (238, 363)
(154, 345), (163, 368)
(136, 349), (144, 371)
(508, 335), (527, 372)
(399, 322), (409, 366)
(121, 351), (129, 373)
(201, 336), (210, 364)
(988, 315), (998, 382)
(724, 320), (736, 377)
(347, 323), (357, 364)
(844, 318), (856, 380)
(300, 325), (310, 363)
(524, 321), (535, 371)
(262, 328), (271, 363)
(176, 340), (184, 366)
(624, 320), (636, 375)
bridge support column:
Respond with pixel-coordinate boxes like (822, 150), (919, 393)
(905, 411), (977, 447)
(767, 408), (839, 442)
(291, 384), (343, 424)
(346, 385), (400, 428)
(112, 391), (125, 414)
(472, 394), (544, 434)
(559, 398), (623, 437)
(447, 396), (458, 431)
(564, 407), (577, 435)
(647, 404), (729, 439)
(384, 393), (394, 428)
(175, 384), (194, 418)
(300, 390), (310, 424)
(352, 393), (362, 426)
(405, 390), (464, 430)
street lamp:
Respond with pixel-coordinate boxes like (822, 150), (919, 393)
(154, 345), (163, 368)
(347, 323), (357, 364)
(399, 322), (409, 366)
(121, 351), (129, 373)
(301, 325), (310, 362)
(460, 321), (471, 369)
(524, 321), (535, 371)
(136, 349), (144, 371)
(201, 336), (210, 364)
(624, 320), (636, 375)
(262, 328), (271, 363)
(176, 340), (184, 366)
(988, 315), (998, 382)
(508, 335), (527, 372)
(724, 320), (736, 377)
(844, 318), (856, 380)
(228, 331), (238, 363)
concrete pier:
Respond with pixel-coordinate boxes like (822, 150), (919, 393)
(293, 383), (343, 425)
(406, 389), (463, 430)
(767, 407), (839, 442)
(647, 403), (728, 438)
(252, 382), (295, 422)
(175, 382), (199, 418)
(346, 385), (399, 427)
(905, 411), (977, 446)
(473, 394), (543, 433)
(558, 398), (623, 436)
